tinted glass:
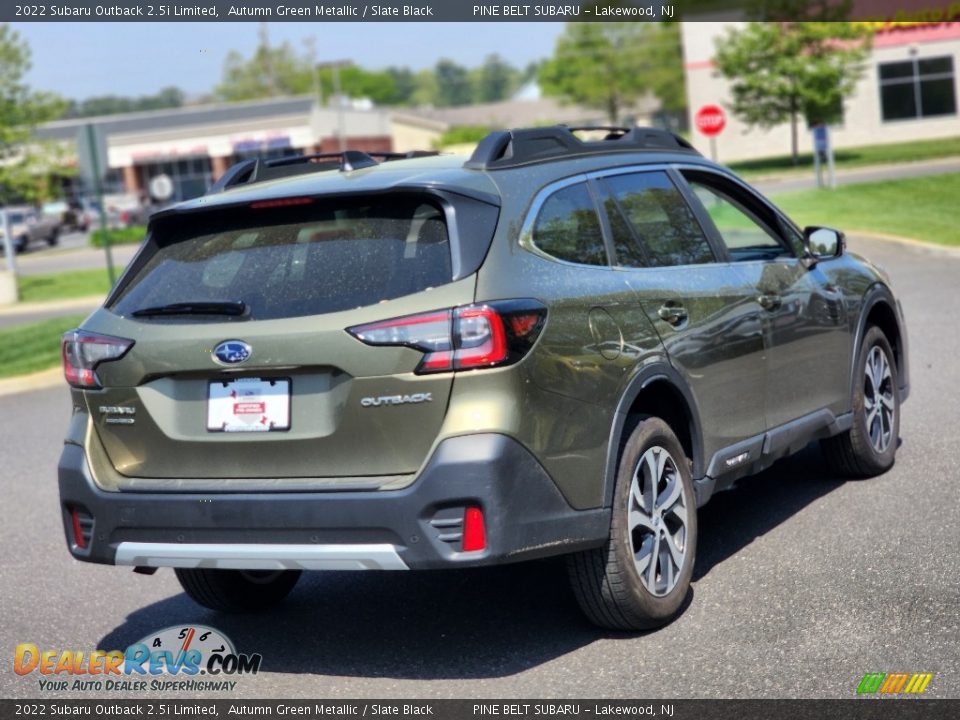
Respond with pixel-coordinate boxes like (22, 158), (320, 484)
(881, 83), (917, 120)
(688, 180), (785, 259)
(603, 193), (647, 268)
(879, 61), (913, 81)
(532, 183), (607, 266)
(604, 172), (714, 267)
(920, 78), (957, 116)
(111, 197), (452, 321)
(918, 57), (953, 75)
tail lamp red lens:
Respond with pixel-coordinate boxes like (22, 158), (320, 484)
(462, 507), (487, 552)
(347, 300), (546, 375)
(61, 330), (134, 389)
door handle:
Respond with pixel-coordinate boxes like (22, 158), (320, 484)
(657, 304), (689, 326)
(757, 293), (782, 311)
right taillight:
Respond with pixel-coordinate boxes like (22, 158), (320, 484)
(347, 300), (546, 374)
(61, 330), (134, 389)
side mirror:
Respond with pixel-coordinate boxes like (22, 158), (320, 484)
(802, 226), (845, 265)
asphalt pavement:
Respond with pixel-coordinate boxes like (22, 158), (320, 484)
(0, 235), (957, 700)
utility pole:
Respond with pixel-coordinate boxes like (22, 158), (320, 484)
(316, 60), (351, 152)
(259, 22), (276, 97)
(303, 37), (322, 105)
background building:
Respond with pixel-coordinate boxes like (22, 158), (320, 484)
(36, 96), (446, 203)
(683, 21), (960, 162)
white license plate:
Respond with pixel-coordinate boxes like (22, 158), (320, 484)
(207, 378), (290, 433)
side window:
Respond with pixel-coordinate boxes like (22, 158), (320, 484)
(682, 173), (789, 261)
(532, 182), (607, 266)
(603, 171), (715, 267)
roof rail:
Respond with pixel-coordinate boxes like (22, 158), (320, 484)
(464, 125), (699, 171)
(207, 149), (440, 194)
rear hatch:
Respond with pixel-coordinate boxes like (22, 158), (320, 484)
(79, 190), (498, 488)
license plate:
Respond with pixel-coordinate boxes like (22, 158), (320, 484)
(207, 377), (291, 432)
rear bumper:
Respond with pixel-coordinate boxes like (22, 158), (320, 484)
(58, 434), (609, 570)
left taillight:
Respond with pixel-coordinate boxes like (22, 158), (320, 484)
(347, 300), (546, 375)
(61, 330), (134, 389)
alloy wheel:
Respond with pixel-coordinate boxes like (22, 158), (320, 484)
(864, 345), (895, 454)
(628, 445), (689, 597)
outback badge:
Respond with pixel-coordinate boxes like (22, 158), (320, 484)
(213, 340), (252, 365)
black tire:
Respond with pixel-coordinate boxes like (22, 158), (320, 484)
(175, 568), (301, 612)
(47, 229), (59, 246)
(16, 236), (28, 253)
(821, 325), (900, 478)
(568, 417), (697, 631)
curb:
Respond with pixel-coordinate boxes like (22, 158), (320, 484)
(0, 367), (65, 398)
(849, 231), (960, 257)
(0, 295), (104, 317)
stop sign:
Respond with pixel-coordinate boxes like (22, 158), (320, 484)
(695, 105), (726, 137)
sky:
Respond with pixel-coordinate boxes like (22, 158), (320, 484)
(13, 22), (566, 101)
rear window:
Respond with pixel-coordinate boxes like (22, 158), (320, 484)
(110, 196), (452, 321)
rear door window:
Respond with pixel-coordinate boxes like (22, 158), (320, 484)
(602, 171), (715, 267)
(110, 196), (452, 320)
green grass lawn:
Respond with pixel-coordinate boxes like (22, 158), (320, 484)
(0, 314), (88, 379)
(18, 269), (114, 304)
(731, 135), (960, 179)
(768, 172), (960, 246)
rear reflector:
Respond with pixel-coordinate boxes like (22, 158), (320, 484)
(347, 300), (546, 375)
(70, 507), (93, 550)
(462, 507), (486, 552)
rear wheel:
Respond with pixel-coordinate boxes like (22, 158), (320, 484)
(47, 228), (59, 246)
(15, 236), (28, 253)
(175, 568), (301, 612)
(821, 325), (900, 477)
(568, 417), (696, 630)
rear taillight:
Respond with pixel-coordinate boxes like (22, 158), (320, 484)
(347, 300), (546, 374)
(61, 330), (134, 389)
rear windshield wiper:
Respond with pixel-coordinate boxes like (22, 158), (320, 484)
(131, 301), (247, 318)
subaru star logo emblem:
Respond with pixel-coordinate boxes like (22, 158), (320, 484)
(213, 340), (252, 365)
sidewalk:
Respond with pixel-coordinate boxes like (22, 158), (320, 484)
(749, 156), (960, 194)
(0, 295), (104, 328)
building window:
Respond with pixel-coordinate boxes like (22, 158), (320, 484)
(136, 156), (213, 202)
(879, 56), (957, 121)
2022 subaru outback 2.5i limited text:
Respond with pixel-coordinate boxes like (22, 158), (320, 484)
(58, 127), (908, 629)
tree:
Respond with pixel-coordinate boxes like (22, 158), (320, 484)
(473, 54), (518, 103)
(642, 23), (687, 118)
(433, 59), (472, 107)
(216, 43), (311, 101)
(714, 3), (872, 163)
(0, 24), (66, 204)
(63, 86), (185, 119)
(538, 21), (656, 123)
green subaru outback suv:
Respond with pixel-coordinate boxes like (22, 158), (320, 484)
(59, 127), (908, 629)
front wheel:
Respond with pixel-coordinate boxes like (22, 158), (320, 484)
(568, 417), (697, 630)
(175, 568), (301, 612)
(821, 325), (900, 477)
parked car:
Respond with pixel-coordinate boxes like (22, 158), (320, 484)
(58, 128), (908, 629)
(0, 206), (60, 253)
(102, 193), (151, 229)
